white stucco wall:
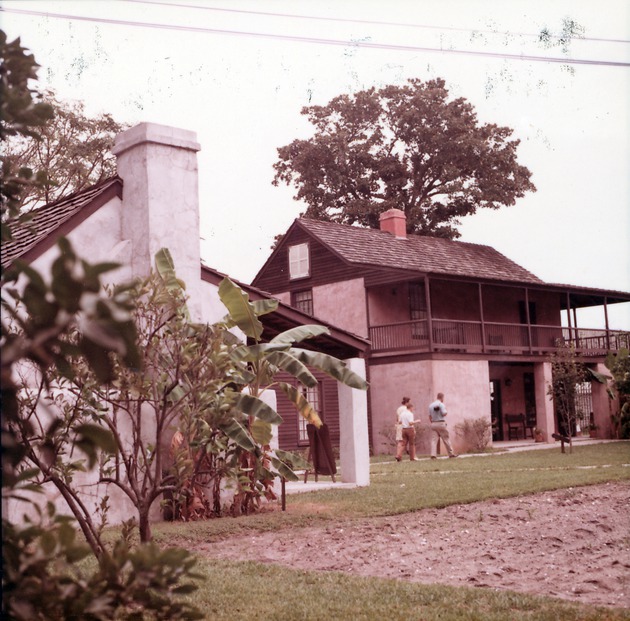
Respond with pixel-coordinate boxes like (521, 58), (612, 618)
(313, 277), (368, 338)
(368, 358), (491, 455)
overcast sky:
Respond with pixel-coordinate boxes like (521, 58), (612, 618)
(2, 0), (629, 327)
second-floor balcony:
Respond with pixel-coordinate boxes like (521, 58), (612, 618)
(369, 318), (630, 357)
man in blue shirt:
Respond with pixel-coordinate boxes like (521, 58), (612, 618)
(428, 393), (457, 459)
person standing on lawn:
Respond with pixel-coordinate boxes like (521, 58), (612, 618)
(394, 396), (411, 448)
(396, 402), (420, 461)
(428, 393), (457, 459)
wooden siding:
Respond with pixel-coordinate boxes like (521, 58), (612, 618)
(275, 370), (340, 452)
(253, 226), (404, 294)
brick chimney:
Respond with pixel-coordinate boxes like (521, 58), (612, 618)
(112, 123), (203, 320)
(379, 208), (407, 239)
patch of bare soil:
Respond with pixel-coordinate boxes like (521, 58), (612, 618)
(197, 481), (630, 608)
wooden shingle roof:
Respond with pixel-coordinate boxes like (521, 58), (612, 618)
(297, 218), (544, 284)
(1, 177), (122, 269)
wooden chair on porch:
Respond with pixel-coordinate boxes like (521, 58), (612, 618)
(304, 423), (337, 483)
(506, 413), (526, 441)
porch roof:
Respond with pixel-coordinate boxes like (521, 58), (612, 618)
(201, 265), (370, 360)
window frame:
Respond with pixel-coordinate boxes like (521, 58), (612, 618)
(297, 383), (322, 446)
(288, 242), (310, 280)
(291, 289), (314, 316)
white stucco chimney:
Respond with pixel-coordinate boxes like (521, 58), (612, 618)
(379, 208), (407, 239)
(112, 123), (203, 321)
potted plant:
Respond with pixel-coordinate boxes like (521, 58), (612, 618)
(534, 428), (545, 442)
(589, 424), (599, 438)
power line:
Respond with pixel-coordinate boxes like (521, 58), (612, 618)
(2, 6), (629, 67)
(122, 0), (630, 45)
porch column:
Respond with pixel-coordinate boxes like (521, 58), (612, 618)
(424, 276), (434, 351)
(534, 361), (555, 443)
(604, 297), (610, 350)
(338, 357), (370, 486)
(478, 283), (486, 353)
(525, 287), (533, 353)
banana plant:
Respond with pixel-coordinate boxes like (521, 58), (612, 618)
(217, 276), (367, 486)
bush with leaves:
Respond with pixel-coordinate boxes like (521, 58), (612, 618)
(548, 343), (589, 452)
(605, 348), (630, 439)
(454, 417), (492, 453)
(2, 31), (203, 620)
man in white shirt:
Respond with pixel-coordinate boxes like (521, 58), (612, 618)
(428, 393), (457, 459)
(396, 403), (420, 461)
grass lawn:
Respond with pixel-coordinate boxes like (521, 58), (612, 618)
(151, 442), (630, 620)
(183, 560), (630, 621)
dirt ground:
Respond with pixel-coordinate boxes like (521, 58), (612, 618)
(198, 480), (630, 608)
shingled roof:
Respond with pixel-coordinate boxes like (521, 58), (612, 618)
(297, 218), (544, 284)
(1, 177), (122, 269)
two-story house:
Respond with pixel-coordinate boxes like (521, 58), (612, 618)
(251, 208), (630, 455)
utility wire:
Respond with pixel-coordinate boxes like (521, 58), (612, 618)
(122, 0), (630, 45)
(2, 6), (629, 67)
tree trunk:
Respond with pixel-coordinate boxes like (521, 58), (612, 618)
(138, 507), (152, 542)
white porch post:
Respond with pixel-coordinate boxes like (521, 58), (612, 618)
(338, 357), (370, 486)
(534, 361), (555, 442)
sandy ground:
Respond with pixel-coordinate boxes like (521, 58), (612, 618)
(198, 481), (630, 608)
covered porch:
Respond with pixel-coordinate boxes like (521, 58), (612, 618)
(368, 277), (630, 357)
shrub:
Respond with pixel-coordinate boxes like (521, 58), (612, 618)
(454, 417), (492, 452)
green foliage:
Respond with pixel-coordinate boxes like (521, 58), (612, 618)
(548, 344), (589, 448)
(1, 37), (202, 620)
(2, 510), (202, 621)
(3, 88), (127, 210)
(273, 77), (535, 239)
(0, 29), (54, 240)
(454, 417), (492, 452)
(605, 348), (630, 439)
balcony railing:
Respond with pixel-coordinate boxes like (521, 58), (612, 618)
(369, 319), (629, 356)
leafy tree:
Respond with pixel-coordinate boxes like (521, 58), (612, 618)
(0, 29), (54, 240)
(548, 344), (589, 452)
(1, 33), (202, 619)
(273, 78), (535, 238)
(216, 276), (368, 515)
(4, 89), (126, 209)
(605, 348), (630, 439)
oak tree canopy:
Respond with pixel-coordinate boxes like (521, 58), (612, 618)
(273, 78), (535, 238)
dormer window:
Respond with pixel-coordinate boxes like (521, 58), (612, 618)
(288, 242), (310, 279)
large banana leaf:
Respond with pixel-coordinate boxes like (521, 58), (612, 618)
(289, 349), (368, 390)
(264, 351), (318, 387)
(270, 455), (299, 482)
(278, 382), (322, 428)
(218, 419), (257, 452)
(252, 298), (280, 317)
(218, 277), (263, 340)
(230, 342), (290, 363)
(232, 393), (283, 425)
(251, 419), (273, 446)
(155, 248), (187, 292)
(275, 447), (310, 471)
(270, 325), (330, 345)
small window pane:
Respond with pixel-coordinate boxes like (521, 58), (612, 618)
(298, 384), (321, 444)
(292, 289), (313, 316)
(289, 243), (310, 279)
